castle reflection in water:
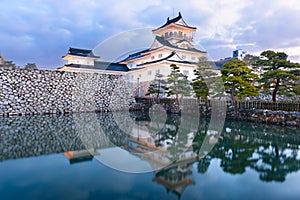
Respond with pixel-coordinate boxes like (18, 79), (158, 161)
(0, 111), (300, 197)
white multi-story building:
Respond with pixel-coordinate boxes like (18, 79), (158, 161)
(233, 49), (249, 60)
(59, 13), (211, 96)
(119, 12), (207, 83)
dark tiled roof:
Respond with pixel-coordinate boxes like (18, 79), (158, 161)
(167, 59), (197, 65)
(137, 51), (176, 66)
(175, 39), (193, 45)
(63, 61), (129, 72)
(153, 12), (196, 31)
(65, 47), (100, 58)
(119, 49), (150, 62)
(119, 35), (206, 63)
(120, 36), (206, 63)
(155, 36), (206, 53)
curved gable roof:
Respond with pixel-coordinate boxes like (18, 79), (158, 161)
(152, 12), (196, 31)
(155, 36), (206, 53)
(64, 47), (100, 58)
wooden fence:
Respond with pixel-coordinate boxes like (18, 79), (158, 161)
(135, 97), (300, 112)
(224, 100), (300, 112)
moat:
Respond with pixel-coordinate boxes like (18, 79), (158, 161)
(0, 111), (299, 200)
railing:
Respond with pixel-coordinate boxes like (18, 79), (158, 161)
(135, 97), (176, 104)
(201, 100), (300, 112)
(135, 97), (300, 112)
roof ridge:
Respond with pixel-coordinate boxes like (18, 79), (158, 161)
(137, 51), (176, 66)
(153, 12), (196, 31)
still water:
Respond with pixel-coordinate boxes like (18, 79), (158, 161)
(0, 111), (299, 200)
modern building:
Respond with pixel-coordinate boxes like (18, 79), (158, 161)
(233, 49), (249, 60)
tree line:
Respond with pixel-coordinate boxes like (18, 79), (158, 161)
(0, 60), (37, 70)
(146, 50), (300, 102)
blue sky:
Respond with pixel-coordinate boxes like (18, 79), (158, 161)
(1, 0), (300, 69)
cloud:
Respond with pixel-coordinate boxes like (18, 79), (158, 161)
(0, 0), (299, 68)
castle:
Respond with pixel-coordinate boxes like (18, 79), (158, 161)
(58, 12), (208, 96)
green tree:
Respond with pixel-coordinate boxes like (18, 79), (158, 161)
(290, 69), (300, 97)
(293, 85), (300, 96)
(192, 57), (218, 101)
(167, 64), (191, 102)
(0, 60), (17, 68)
(191, 80), (209, 100)
(146, 72), (168, 98)
(193, 57), (226, 100)
(291, 69), (300, 96)
(24, 63), (37, 70)
(243, 54), (260, 66)
(221, 59), (259, 101)
(256, 50), (299, 101)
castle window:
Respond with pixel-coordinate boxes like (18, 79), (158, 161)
(147, 71), (152, 76)
(155, 69), (160, 74)
(151, 56), (155, 60)
(179, 31), (183, 38)
(182, 55), (186, 59)
(158, 53), (162, 58)
(191, 56), (196, 60)
(174, 32), (178, 37)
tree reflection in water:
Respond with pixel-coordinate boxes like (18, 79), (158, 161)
(0, 111), (299, 186)
(193, 119), (300, 182)
(126, 111), (300, 196)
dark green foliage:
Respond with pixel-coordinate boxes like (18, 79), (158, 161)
(256, 50), (300, 101)
(221, 59), (259, 101)
(0, 60), (17, 68)
(243, 54), (260, 66)
(191, 57), (220, 100)
(146, 72), (168, 98)
(24, 63), (37, 70)
(166, 64), (191, 102)
(191, 80), (209, 100)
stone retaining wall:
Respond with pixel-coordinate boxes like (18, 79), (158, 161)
(226, 108), (300, 127)
(131, 99), (300, 127)
(0, 67), (134, 115)
(0, 113), (125, 162)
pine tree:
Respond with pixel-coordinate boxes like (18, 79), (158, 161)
(24, 63), (37, 70)
(191, 57), (220, 101)
(167, 64), (191, 102)
(221, 59), (259, 101)
(0, 60), (17, 68)
(256, 50), (299, 101)
(146, 72), (168, 98)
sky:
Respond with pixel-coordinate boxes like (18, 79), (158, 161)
(1, 0), (300, 69)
